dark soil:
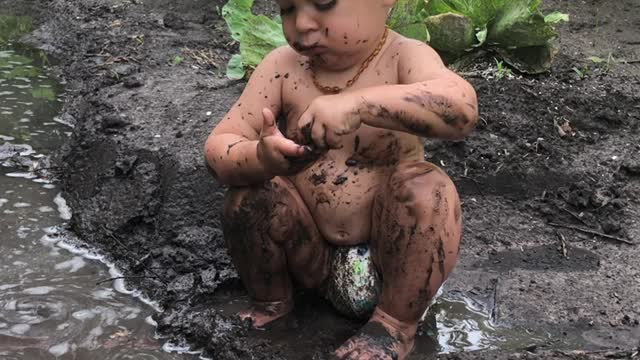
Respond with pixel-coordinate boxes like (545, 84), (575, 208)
(5, 0), (640, 358)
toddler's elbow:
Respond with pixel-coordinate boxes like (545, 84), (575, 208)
(462, 111), (479, 137)
(203, 137), (223, 181)
(447, 106), (477, 140)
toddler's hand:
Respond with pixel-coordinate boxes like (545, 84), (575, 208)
(297, 94), (362, 150)
(257, 108), (316, 176)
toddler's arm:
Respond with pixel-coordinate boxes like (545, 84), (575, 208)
(354, 39), (478, 140)
(204, 48), (305, 186)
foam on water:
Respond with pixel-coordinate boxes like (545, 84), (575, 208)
(5, 172), (36, 179)
(161, 341), (202, 355)
(0, 284), (20, 291)
(48, 341), (70, 356)
(54, 256), (86, 273)
(10, 323), (31, 335)
(42, 226), (163, 313)
(53, 192), (71, 220)
(72, 309), (97, 321)
(22, 286), (55, 295)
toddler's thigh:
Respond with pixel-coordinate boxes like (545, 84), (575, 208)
(223, 177), (320, 244)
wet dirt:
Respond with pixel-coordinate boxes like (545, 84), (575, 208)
(5, 0), (639, 358)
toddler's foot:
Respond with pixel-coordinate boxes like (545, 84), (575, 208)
(333, 308), (416, 360)
(238, 299), (294, 328)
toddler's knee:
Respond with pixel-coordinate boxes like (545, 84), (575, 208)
(223, 184), (275, 222)
(387, 161), (453, 198)
(223, 181), (300, 242)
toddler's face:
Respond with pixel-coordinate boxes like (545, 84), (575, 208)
(275, 0), (393, 69)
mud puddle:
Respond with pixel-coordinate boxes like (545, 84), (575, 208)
(210, 290), (545, 358)
(0, 19), (195, 359)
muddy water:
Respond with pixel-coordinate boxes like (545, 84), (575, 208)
(0, 26), (195, 359)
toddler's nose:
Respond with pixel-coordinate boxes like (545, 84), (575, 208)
(295, 10), (319, 33)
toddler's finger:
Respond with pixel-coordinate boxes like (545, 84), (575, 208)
(324, 130), (343, 149)
(311, 121), (327, 149)
(297, 111), (313, 145)
(277, 138), (306, 157)
(260, 108), (278, 137)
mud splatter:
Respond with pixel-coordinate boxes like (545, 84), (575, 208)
(226, 140), (246, 155)
(436, 237), (446, 281)
(333, 175), (348, 185)
(336, 321), (400, 360)
(432, 183), (445, 214)
(345, 158), (359, 167)
(361, 101), (434, 137)
(309, 170), (328, 185)
(403, 89), (465, 129)
(315, 192), (331, 207)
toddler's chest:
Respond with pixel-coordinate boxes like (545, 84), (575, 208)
(278, 64), (399, 138)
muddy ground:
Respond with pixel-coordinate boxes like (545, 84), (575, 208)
(5, 0), (640, 358)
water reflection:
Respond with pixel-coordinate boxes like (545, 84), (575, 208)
(0, 20), (194, 359)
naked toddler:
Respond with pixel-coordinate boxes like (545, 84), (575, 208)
(204, 0), (478, 358)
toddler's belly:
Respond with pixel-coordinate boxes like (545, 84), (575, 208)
(291, 159), (388, 246)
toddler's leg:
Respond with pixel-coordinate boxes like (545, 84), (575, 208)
(335, 161), (462, 360)
(223, 177), (332, 327)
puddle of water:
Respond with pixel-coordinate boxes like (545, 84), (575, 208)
(0, 14), (194, 360)
(211, 289), (545, 358)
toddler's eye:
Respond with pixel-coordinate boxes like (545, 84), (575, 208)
(314, 0), (337, 11)
(280, 6), (295, 15)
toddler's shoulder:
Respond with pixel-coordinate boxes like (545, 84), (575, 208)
(390, 33), (447, 83)
(392, 35), (443, 65)
(259, 45), (301, 69)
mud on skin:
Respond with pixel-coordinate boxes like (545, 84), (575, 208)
(359, 101), (435, 138)
(336, 321), (401, 360)
(402, 89), (464, 129)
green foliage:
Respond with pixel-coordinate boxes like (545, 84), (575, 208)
(387, 0), (429, 41)
(171, 55), (184, 66)
(494, 58), (512, 80)
(572, 66), (586, 80)
(422, 0), (568, 73)
(226, 54), (245, 80)
(220, 0), (568, 78)
(221, 0), (286, 78)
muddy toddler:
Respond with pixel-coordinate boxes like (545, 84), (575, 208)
(204, 0), (478, 358)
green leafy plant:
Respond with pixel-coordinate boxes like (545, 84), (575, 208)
(222, 0), (286, 79)
(494, 59), (513, 80)
(572, 66), (586, 80)
(170, 55), (184, 66)
(413, 0), (569, 74)
(221, 0), (568, 78)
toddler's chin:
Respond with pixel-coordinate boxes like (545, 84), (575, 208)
(308, 53), (352, 71)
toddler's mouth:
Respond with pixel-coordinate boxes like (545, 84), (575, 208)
(294, 42), (327, 56)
